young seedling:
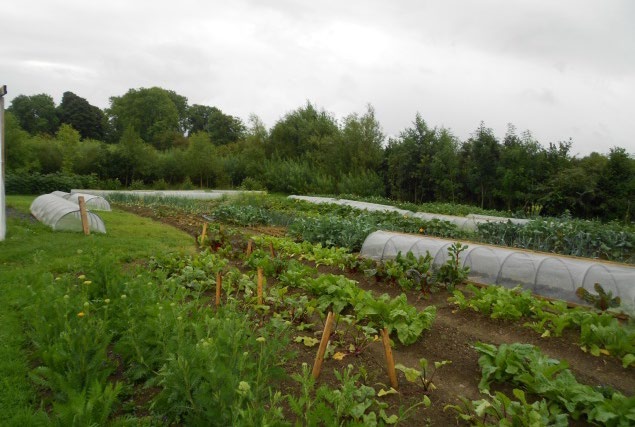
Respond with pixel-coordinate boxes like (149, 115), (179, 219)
(395, 357), (452, 392)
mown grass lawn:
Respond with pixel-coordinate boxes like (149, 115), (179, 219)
(0, 195), (195, 425)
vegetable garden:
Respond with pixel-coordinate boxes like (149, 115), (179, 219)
(1, 193), (633, 426)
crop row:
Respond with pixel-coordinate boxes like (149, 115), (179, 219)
(109, 193), (634, 262)
(450, 284), (635, 368)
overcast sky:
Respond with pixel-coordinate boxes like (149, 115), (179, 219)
(3, 0), (634, 156)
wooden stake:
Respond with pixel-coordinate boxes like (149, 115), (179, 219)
(381, 328), (399, 390)
(257, 268), (264, 305)
(269, 241), (276, 257)
(246, 239), (253, 255)
(215, 272), (222, 307)
(312, 312), (335, 379)
(200, 223), (208, 246)
(77, 196), (90, 236)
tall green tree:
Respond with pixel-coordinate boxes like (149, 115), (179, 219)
(539, 163), (599, 217)
(462, 122), (500, 209)
(340, 104), (384, 174)
(186, 104), (215, 135)
(4, 112), (40, 172)
(207, 107), (246, 146)
(114, 127), (155, 185)
(165, 90), (189, 134)
(72, 139), (110, 177)
(385, 114), (436, 202)
(34, 136), (63, 174)
(8, 94), (59, 135)
(267, 102), (339, 160)
(55, 124), (81, 174)
(57, 91), (106, 140)
(495, 126), (544, 211)
(107, 87), (183, 149)
(597, 147), (635, 221)
(429, 128), (460, 203)
(186, 131), (218, 187)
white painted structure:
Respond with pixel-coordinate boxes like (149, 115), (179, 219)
(0, 85), (6, 241)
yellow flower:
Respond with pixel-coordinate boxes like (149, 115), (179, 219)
(77, 311), (85, 318)
(333, 352), (347, 361)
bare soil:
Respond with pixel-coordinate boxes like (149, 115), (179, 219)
(118, 204), (634, 426)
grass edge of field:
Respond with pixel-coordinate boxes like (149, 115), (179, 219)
(0, 195), (196, 424)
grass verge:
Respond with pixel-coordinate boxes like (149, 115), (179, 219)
(0, 195), (195, 424)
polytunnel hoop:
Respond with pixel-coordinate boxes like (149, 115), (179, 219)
(496, 251), (537, 290)
(380, 235), (396, 260)
(461, 245), (492, 270)
(433, 242), (454, 265)
(534, 256), (576, 292)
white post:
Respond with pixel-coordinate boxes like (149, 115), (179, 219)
(0, 85), (6, 241)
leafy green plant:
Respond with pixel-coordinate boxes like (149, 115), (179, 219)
(336, 315), (379, 357)
(395, 357), (451, 392)
(476, 218), (634, 263)
(52, 380), (123, 427)
(287, 363), (381, 426)
(356, 293), (437, 346)
(578, 314), (635, 367)
(576, 283), (621, 311)
(151, 304), (291, 426)
(474, 342), (635, 425)
(445, 388), (567, 427)
(434, 242), (470, 290)
(366, 251), (434, 292)
(299, 274), (365, 315)
(450, 284), (535, 321)
(243, 249), (288, 277)
(212, 204), (273, 227)
(450, 283), (635, 367)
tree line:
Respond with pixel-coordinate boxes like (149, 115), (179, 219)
(5, 87), (634, 221)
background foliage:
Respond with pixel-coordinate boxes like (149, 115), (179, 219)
(6, 87), (634, 222)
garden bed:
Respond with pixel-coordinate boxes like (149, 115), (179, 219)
(122, 203), (634, 425)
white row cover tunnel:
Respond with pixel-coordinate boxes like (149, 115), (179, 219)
(52, 191), (111, 211)
(361, 231), (635, 307)
(30, 194), (106, 233)
(289, 195), (529, 230)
